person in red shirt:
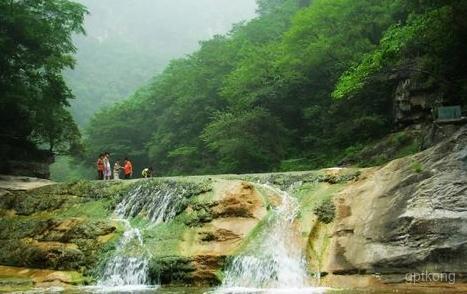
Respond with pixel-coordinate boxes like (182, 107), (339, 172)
(123, 157), (133, 179)
(96, 153), (105, 180)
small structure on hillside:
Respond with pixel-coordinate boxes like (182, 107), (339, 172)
(435, 105), (467, 124)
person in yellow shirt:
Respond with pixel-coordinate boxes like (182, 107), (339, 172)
(141, 167), (153, 178)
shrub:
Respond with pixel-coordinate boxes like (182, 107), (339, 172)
(313, 199), (336, 224)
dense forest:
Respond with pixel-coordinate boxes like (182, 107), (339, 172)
(1, 0), (466, 178)
(66, 0), (257, 126)
(83, 0), (467, 176)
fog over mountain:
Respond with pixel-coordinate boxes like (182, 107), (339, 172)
(67, 0), (257, 126)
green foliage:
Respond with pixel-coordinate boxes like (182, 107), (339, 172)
(0, 0), (86, 163)
(333, 1), (467, 102)
(410, 160), (423, 173)
(67, 0), (258, 126)
(343, 144), (365, 159)
(279, 158), (313, 172)
(341, 130), (422, 167)
(34, 106), (82, 153)
(313, 199), (336, 224)
(83, 0), (466, 176)
(202, 108), (289, 173)
(55, 200), (112, 220)
(257, 0), (288, 15)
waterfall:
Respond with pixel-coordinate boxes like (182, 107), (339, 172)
(95, 181), (189, 290)
(114, 182), (187, 224)
(97, 220), (150, 288)
(219, 184), (323, 293)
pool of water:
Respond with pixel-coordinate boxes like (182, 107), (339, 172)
(3, 284), (461, 294)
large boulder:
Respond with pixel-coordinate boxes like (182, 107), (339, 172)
(325, 126), (467, 284)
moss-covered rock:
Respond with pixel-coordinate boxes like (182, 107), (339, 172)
(149, 256), (195, 284)
(148, 255), (226, 286)
(0, 179), (128, 276)
(0, 167), (373, 288)
(225, 169), (361, 189)
(0, 180), (132, 217)
(0, 265), (86, 291)
(0, 216), (119, 271)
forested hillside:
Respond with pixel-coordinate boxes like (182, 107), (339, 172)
(66, 0), (257, 126)
(83, 0), (467, 176)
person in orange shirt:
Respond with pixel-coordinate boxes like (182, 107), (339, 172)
(123, 157), (133, 179)
(96, 153), (105, 180)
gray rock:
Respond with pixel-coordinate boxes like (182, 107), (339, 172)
(327, 126), (467, 275)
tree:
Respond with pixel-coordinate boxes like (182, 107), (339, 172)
(34, 105), (81, 154)
(257, 0), (288, 15)
(0, 0), (87, 162)
(202, 108), (289, 173)
(83, 0), (465, 176)
(333, 2), (467, 104)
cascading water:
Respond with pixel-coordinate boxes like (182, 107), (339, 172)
(219, 184), (325, 293)
(97, 220), (150, 288)
(94, 181), (191, 291)
(114, 183), (187, 224)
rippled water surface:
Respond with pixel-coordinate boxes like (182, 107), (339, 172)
(8, 285), (452, 294)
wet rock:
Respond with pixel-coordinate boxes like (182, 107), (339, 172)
(192, 255), (225, 285)
(0, 265), (84, 291)
(148, 255), (225, 286)
(0, 216), (118, 271)
(149, 256), (195, 284)
(211, 182), (266, 219)
(0, 175), (54, 191)
(199, 229), (239, 242)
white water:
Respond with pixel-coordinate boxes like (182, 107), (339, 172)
(90, 181), (327, 293)
(98, 220), (150, 288)
(115, 183), (187, 224)
(220, 184), (325, 293)
(95, 182), (188, 291)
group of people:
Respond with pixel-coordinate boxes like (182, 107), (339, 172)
(96, 153), (154, 180)
(96, 153), (133, 180)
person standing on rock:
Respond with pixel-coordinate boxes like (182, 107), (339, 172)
(96, 153), (105, 180)
(123, 157), (133, 179)
(103, 152), (112, 180)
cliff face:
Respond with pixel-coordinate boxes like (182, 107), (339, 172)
(323, 126), (467, 289)
(0, 147), (54, 179)
(393, 77), (438, 128)
(0, 127), (465, 291)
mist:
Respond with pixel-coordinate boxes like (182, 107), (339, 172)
(67, 0), (257, 125)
